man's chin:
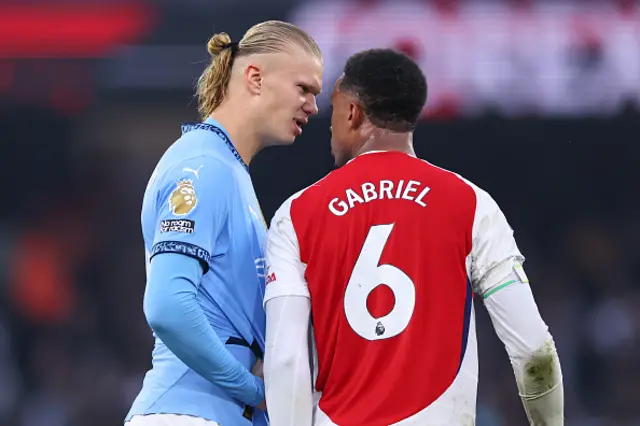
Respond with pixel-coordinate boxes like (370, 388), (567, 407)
(284, 131), (298, 145)
(332, 155), (348, 169)
(266, 135), (296, 147)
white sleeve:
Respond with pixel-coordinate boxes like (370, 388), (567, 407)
(264, 196), (309, 305)
(468, 183), (524, 296)
(263, 195), (314, 425)
(484, 274), (564, 425)
(264, 295), (313, 426)
(470, 184), (564, 425)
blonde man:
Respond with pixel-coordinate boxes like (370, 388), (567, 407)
(126, 21), (322, 426)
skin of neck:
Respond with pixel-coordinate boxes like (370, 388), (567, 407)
(355, 126), (416, 159)
(209, 97), (263, 166)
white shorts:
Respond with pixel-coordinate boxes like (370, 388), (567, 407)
(127, 414), (219, 426)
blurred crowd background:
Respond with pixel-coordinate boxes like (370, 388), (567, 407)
(0, 0), (638, 425)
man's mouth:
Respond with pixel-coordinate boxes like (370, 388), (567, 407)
(294, 118), (307, 134)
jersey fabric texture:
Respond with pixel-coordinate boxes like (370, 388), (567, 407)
(264, 151), (523, 425)
(127, 118), (268, 426)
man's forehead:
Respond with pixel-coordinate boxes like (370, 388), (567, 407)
(298, 63), (323, 93)
(278, 52), (322, 81)
(331, 75), (345, 99)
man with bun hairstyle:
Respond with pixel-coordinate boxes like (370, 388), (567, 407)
(126, 20), (322, 426)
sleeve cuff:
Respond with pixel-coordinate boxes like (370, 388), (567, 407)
(151, 241), (211, 274)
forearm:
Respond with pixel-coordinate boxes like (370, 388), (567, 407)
(483, 273), (564, 425)
(144, 253), (264, 407)
(515, 345), (564, 426)
(264, 296), (313, 426)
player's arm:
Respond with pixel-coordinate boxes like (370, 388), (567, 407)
(470, 187), (564, 426)
(143, 156), (264, 408)
(263, 197), (314, 426)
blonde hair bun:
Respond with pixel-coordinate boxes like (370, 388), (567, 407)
(207, 32), (232, 57)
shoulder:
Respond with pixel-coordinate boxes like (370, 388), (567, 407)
(154, 135), (236, 184)
(413, 158), (502, 215)
(180, 122), (231, 143)
(168, 126), (233, 164)
(451, 173), (503, 220)
(414, 158), (479, 195)
(271, 169), (340, 225)
(150, 153), (237, 218)
(271, 187), (309, 226)
(160, 121), (237, 169)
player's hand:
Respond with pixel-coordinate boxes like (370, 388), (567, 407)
(257, 399), (267, 411)
(252, 359), (266, 410)
(251, 358), (264, 379)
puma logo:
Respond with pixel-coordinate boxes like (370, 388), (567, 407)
(182, 165), (203, 179)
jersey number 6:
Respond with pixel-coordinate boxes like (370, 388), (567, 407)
(344, 223), (416, 341)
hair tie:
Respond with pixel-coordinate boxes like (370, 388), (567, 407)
(224, 42), (239, 55)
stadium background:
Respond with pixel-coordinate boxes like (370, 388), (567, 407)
(0, 0), (638, 425)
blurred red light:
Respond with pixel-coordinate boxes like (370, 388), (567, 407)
(0, 3), (157, 59)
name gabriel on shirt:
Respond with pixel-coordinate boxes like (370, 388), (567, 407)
(329, 179), (431, 217)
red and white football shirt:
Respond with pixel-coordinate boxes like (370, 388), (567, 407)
(264, 151), (523, 426)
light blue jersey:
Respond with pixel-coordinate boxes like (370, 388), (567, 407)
(126, 118), (268, 425)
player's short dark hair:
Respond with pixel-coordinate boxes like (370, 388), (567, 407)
(340, 48), (427, 132)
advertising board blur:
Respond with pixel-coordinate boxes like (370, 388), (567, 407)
(291, 0), (640, 118)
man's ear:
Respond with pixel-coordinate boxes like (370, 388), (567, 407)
(244, 64), (262, 95)
(348, 101), (366, 130)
